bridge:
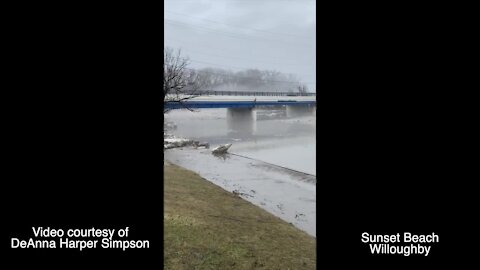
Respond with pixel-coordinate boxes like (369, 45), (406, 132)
(164, 90), (316, 109)
(165, 91), (316, 135)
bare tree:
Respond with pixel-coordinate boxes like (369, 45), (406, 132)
(298, 84), (308, 94)
(163, 47), (204, 113)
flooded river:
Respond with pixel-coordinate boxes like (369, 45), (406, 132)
(164, 107), (316, 236)
(164, 108), (316, 175)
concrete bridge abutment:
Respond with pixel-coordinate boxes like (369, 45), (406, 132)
(226, 107), (257, 135)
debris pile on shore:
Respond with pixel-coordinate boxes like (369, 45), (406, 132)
(164, 136), (209, 150)
(164, 138), (193, 149)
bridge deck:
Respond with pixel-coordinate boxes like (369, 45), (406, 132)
(165, 95), (316, 109)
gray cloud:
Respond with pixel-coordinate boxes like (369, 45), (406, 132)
(165, 0), (316, 91)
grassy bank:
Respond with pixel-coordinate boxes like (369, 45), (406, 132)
(164, 161), (316, 269)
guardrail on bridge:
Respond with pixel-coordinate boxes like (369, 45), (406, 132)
(183, 90), (316, 97)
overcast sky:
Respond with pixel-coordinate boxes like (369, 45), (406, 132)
(164, 0), (316, 92)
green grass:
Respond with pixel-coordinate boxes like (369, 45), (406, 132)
(164, 161), (316, 269)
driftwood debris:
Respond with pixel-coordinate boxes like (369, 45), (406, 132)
(211, 143), (232, 155)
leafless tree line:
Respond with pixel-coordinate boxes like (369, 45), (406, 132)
(189, 68), (308, 93)
(163, 47), (309, 112)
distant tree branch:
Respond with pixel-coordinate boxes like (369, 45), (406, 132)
(164, 47), (206, 113)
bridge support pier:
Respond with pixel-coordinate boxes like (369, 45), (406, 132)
(286, 104), (316, 118)
(226, 107), (256, 135)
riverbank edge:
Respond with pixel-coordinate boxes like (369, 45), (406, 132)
(164, 161), (317, 269)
